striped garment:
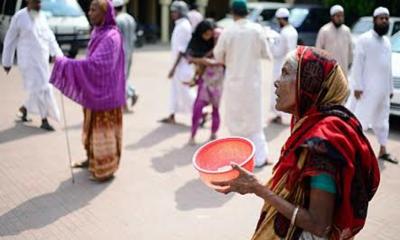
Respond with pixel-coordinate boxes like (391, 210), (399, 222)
(82, 108), (122, 181)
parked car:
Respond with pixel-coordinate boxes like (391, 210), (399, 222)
(288, 5), (330, 46)
(351, 16), (400, 43)
(216, 2), (290, 29)
(0, 0), (90, 58)
(390, 31), (400, 116)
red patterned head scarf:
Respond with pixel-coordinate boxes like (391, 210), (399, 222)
(293, 46), (349, 123)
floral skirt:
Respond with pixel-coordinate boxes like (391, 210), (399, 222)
(82, 107), (122, 180)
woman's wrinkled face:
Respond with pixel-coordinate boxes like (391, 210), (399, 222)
(274, 62), (297, 114)
(88, 1), (106, 26)
(202, 29), (214, 41)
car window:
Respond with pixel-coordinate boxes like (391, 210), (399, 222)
(289, 8), (309, 28)
(392, 34), (400, 53)
(314, 9), (330, 28)
(293, 8), (326, 32)
(2, 0), (17, 15)
(21, 1), (27, 9)
(260, 9), (276, 22)
(352, 19), (373, 34)
(41, 0), (84, 17)
(247, 7), (258, 21)
(393, 22), (400, 36)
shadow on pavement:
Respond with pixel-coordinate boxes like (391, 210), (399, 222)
(175, 179), (234, 211)
(126, 123), (190, 150)
(151, 144), (197, 173)
(0, 122), (50, 144)
(0, 171), (110, 237)
(264, 122), (288, 142)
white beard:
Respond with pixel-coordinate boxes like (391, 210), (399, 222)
(29, 10), (40, 20)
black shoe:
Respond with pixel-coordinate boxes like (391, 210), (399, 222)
(40, 119), (55, 131)
(71, 160), (89, 168)
(19, 106), (29, 122)
(131, 94), (139, 107)
(379, 154), (399, 164)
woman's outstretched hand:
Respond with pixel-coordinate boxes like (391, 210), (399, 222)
(211, 163), (262, 195)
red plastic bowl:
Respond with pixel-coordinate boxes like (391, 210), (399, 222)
(192, 137), (255, 189)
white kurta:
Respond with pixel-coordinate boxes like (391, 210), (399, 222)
(347, 30), (393, 145)
(268, 25), (298, 115)
(116, 12), (137, 98)
(2, 8), (62, 120)
(316, 22), (353, 76)
(187, 10), (203, 31)
(169, 18), (196, 115)
(214, 19), (271, 166)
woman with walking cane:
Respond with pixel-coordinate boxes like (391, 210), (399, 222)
(50, 0), (125, 182)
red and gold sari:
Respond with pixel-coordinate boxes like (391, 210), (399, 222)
(252, 46), (380, 240)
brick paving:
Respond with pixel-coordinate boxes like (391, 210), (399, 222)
(0, 45), (399, 239)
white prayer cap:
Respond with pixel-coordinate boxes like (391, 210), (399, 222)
(330, 5), (344, 16)
(373, 7), (390, 17)
(113, 0), (125, 7)
(275, 8), (290, 18)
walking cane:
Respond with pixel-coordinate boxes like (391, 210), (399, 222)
(60, 94), (75, 184)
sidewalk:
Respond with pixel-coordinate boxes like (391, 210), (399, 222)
(0, 46), (399, 239)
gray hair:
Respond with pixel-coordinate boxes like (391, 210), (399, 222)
(284, 50), (298, 74)
(170, 1), (189, 17)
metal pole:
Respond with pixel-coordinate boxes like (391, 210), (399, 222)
(60, 94), (75, 184)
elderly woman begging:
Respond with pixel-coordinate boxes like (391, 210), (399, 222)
(212, 46), (380, 240)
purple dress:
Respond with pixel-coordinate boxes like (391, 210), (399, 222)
(191, 65), (224, 137)
(50, 0), (125, 111)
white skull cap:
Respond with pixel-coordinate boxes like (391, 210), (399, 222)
(275, 8), (290, 18)
(113, 0), (125, 8)
(330, 5), (344, 16)
(373, 7), (390, 17)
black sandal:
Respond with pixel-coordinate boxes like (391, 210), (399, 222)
(71, 160), (89, 168)
(379, 154), (399, 164)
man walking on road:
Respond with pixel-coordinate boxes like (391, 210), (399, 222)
(214, 0), (271, 167)
(2, 0), (63, 131)
(348, 7), (397, 164)
(316, 5), (353, 76)
(268, 7), (298, 124)
(160, 1), (196, 124)
(114, 0), (139, 112)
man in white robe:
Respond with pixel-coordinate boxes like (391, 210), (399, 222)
(160, 1), (195, 124)
(187, 3), (203, 31)
(214, 0), (271, 167)
(268, 8), (298, 124)
(316, 5), (353, 76)
(2, 0), (62, 131)
(114, 0), (139, 111)
(348, 7), (397, 164)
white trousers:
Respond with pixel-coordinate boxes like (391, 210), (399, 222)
(24, 86), (60, 121)
(347, 94), (390, 146)
(169, 69), (196, 115)
(247, 131), (269, 167)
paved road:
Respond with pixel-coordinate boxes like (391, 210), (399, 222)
(0, 45), (399, 239)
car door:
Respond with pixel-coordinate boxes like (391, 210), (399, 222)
(0, 0), (23, 45)
(392, 21), (400, 36)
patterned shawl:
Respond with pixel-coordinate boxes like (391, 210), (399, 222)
(252, 46), (380, 240)
(50, 0), (125, 110)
